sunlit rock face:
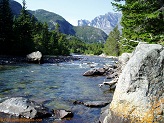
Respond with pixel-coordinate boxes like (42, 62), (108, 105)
(104, 43), (164, 123)
(78, 12), (122, 34)
(0, 97), (52, 119)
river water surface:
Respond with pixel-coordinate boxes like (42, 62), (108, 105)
(0, 55), (116, 123)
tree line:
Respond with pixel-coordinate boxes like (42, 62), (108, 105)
(0, 0), (104, 56)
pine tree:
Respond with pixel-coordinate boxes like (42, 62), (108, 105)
(48, 30), (59, 55)
(104, 26), (120, 56)
(113, 0), (164, 51)
(0, 0), (14, 55)
(13, 0), (34, 55)
(40, 22), (50, 54)
(57, 34), (69, 55)
(32, 21), (45, 52)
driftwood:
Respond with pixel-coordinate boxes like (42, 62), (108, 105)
(99, 78), (118, 87)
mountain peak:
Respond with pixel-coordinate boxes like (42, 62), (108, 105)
(78, 12), (122, 34)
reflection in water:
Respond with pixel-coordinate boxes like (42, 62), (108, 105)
(0, 55), (116, 123)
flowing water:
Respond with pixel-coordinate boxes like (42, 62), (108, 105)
(0, 55), (116, 123)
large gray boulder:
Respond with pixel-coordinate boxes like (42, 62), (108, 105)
(26, 51), (42, 63)
(0, 97), (52, 119)
(102, 43), (164, 123)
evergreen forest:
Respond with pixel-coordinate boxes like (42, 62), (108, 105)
(112, 0), (164, 53)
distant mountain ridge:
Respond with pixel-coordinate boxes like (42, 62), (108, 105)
(28, 9), (108, 43)
(29, 9), (76, 35)
(78, 12), (122, 34)
(10, 0), (108, 43)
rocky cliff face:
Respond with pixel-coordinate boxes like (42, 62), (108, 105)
(78, 12), (122, 34)
(102, 43), (164, 123)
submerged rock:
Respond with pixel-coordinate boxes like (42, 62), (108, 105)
(73, 100), (109, 108)
(53, 109), (73, 119)
(102, 43), (164, 123)
(84, 101), (109, 108)
(0, 97), (52, 119)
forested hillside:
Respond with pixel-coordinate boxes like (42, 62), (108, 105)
(73, 26), (107, 43)
(29, 9), (76, 35)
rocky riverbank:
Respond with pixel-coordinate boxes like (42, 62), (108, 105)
(42, 55), (81, 63)
(0, 55), (81, 65)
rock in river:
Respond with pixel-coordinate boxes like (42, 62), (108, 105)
(84, 101), (109, 108)
(0, 97), (52, 119)
(83, 68), (107, 76)
(26, 51), (42, 63)
(73, 100), (109, 108)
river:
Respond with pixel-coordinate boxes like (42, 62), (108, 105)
(0, 55), (116, 123)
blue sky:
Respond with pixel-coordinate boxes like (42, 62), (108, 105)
(15, 0), (122, 25)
